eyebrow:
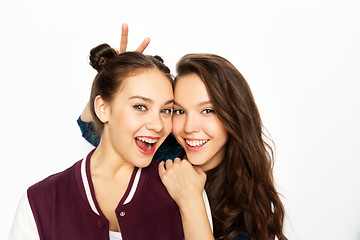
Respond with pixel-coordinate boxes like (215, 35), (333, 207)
(174, 100), (212, 108)
(198, 100), (212, 106)
(129, 95), (174, 105)
(129, 95), (152, 102)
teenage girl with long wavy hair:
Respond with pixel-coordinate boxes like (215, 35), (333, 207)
(159, 54), (287, 240)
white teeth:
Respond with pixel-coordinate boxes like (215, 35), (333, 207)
(186, 139), (209, 147)
(136, 137), (158, 144)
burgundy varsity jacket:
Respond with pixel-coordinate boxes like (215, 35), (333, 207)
(26, 150), (184, 240)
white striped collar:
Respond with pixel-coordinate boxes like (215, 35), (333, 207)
(80, 155), (142, 216)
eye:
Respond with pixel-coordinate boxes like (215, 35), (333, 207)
(134, 105), (147, 111)
(160, 108), (172, 114)
(201, 109), (215, 114)
(173, 109), (185, 115)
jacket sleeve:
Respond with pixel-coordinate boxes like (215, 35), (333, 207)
(77, 117), (100, 147)
(153, 132), (185, 161)
(231, 230), (250, 240)
(8, 192), (40, 240)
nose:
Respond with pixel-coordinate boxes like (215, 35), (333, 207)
(145, 112), (163, 133)
(184, 113), (200, 134)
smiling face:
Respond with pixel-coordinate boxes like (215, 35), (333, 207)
(172, 73), (228, 171)
(99, 69), (173, 168)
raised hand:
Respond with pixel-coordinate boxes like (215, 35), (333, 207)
(159, 158), (214, 240)
(158, 158), (206, 207)
(114, 23), (150, 54)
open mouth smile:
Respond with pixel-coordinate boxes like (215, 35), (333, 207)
(185, 139), (209, 152)
(135, 136), (159, 155)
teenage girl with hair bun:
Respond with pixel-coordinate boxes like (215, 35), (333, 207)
(9, 40), (185, 239)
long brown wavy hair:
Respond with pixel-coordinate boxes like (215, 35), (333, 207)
(175, 54), (287, 240)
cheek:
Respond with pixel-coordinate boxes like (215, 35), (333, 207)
(206, 118), (228, 142)
(172, 116), (184, 137)
(112, 110), (145, 133)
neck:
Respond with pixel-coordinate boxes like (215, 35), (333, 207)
(91, 138), (135, 179)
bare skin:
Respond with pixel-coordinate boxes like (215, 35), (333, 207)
(91, 147), (134, 231)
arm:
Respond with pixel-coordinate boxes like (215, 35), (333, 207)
(77, 116), (100, 147)
(159, 159), (214, 240)
(8, 193), (39, 240)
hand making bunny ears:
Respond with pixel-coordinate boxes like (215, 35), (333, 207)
(113, 23), (150, 55)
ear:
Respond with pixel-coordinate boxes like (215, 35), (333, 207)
(94, 95), (110, 123)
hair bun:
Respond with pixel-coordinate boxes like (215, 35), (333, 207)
(152, 55), (164, 63)
(89, 43), (117, 72)
(148, 55), (170, 74)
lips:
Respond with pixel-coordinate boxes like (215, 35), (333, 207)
(185, 138), (209, 152)
(135, 136), (159, 155)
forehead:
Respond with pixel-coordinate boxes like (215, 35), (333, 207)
(121, 69), (173, 101)
(175, 73), (210, 104)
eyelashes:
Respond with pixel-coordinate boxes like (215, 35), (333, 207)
(201, 109), (215, 114)
(173, 109), (185, 115)
(133, 104), (172, 115)
(173, 108), (215, 115)
(133, 104), (215, 115)
(133, 104), (147, 111)
(160, 108), (172, 114)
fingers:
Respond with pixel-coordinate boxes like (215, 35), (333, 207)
(158, 161), (166, 177)
(119, 23), (128, 53)
(173, 157), (181, 164)
(119, 23), (150, 54)
(159, 158), (197, 178)
(135, 38), (150, 53)
(165, 159), (174, 171)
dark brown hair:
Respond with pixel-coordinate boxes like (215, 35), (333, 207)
(176, 54), (287, 240)
(89, 43), (172, 134)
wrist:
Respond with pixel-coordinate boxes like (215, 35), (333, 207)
(177, 193), (204, 214)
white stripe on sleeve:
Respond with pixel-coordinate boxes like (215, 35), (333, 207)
(202, 189), (213, 233)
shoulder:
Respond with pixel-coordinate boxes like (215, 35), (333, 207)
(27, 160), (81, 203)
(144, 160), (162, 176)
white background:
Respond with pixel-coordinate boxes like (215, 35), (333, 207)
(1, 0), (359, 239)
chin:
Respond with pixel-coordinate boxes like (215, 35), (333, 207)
(186, 155), (206, 167)
(136, 155), (154, 168)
